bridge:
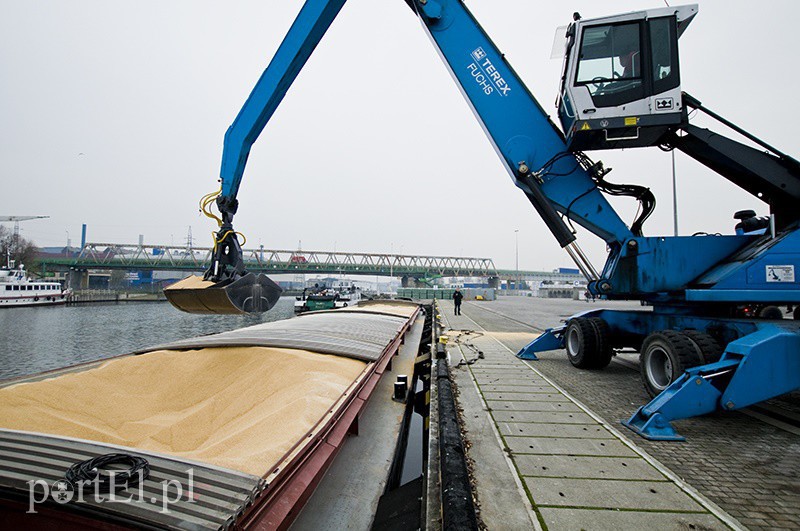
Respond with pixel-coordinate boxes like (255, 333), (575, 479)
(40, 243), (499, 279)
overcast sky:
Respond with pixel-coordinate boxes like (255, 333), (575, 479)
(1, 0), (797, 272)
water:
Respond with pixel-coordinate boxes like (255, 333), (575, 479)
(0, 297), (295, 380)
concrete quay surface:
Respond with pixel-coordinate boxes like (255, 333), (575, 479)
(438, 296), (800, 531)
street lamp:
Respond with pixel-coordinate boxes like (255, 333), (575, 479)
(672, 150), (679, 236)
(515, 229), (519, 293)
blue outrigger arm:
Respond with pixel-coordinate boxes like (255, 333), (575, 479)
(517, 308), (605, 359)
(516, 326), (565, 361)
(623, 325), (800, 440)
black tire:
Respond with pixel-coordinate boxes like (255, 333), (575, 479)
(758, 305), (784, 320)
(683, 330), (723, 365)
(795, 306), (800, 321)
(564, 318), (599, 369)
(587, 317), (613, 369)
(639, 330), (702, 398)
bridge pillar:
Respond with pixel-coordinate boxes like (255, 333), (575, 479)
(401, 275), (411, 288)
(68, 268), (89, 290)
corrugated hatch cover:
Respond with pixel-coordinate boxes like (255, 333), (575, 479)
(0, 429), (262, 530)
(139, 311), (409, 362)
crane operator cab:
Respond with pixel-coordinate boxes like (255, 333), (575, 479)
(557, 4), (698, 152)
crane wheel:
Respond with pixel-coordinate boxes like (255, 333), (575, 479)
(564, 317), (610, 370)
(683, 330), (723, 365)
(587, 317), (613, 369)
(758, 305), (784, 320)
(564, 318), (597, 369)
(640, 330), (702, 398)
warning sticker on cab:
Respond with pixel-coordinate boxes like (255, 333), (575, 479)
(766, 265), (795, 283)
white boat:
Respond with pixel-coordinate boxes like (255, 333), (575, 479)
(0, 263), (70, 308)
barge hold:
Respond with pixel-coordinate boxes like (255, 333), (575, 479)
(0, 300), (421, 529)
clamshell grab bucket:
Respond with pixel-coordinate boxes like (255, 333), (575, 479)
(164, 272), (283, 314)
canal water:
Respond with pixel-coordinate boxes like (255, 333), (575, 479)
(0, 297), (295, 381)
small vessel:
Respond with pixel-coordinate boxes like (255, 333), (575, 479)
(294, 282), (362, 314)
(0, 261), (70, 308)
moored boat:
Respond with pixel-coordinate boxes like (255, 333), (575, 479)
(294, 282), (362, 314)
(0, 263), (70, 308)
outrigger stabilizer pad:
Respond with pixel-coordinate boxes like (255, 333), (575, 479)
(164, 272), (283, 315)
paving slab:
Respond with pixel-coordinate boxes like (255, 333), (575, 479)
(468, 364), (520, 369)
(505, 436), (637, 457)
(487, 399), (582, 412)
(471, 368), (539, 374)
(492, 410), (596, 424)
(476, 376), (549, 384)
(525, 477), (707, 511)
(538, 507), (729, 530)
(498, 422), (614, 439)
(479, 384), (557, 393)
(483, 392), (571, 402)
(515, 454), (666, 480)
(474, 377), (547, 386)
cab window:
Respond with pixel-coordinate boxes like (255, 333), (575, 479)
(649, 17), (680, 95)
(575, 22), (645, 107)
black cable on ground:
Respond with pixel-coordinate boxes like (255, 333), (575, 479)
(453, 330), (485, 367)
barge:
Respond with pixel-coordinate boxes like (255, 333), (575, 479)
(0, 300), (422, 529)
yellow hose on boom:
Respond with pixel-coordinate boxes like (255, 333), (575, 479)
(199, 188), (247, 251)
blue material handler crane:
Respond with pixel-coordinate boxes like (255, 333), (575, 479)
(164, 1), (800, 441)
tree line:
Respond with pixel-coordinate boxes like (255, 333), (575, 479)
(0, 226), (39, 273)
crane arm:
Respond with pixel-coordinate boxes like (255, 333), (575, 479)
(217, 0), (347, 215)
(216, 0), (635, 271)
(410, 0), (631, 247)
(180, 0), (642, 313)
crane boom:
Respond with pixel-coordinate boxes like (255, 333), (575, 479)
(411, 1), (631, 246)
(203, 0), (636, 299)
(218, 0), (347, 204)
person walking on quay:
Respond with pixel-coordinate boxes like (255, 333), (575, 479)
(453, 288), (463, 316)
